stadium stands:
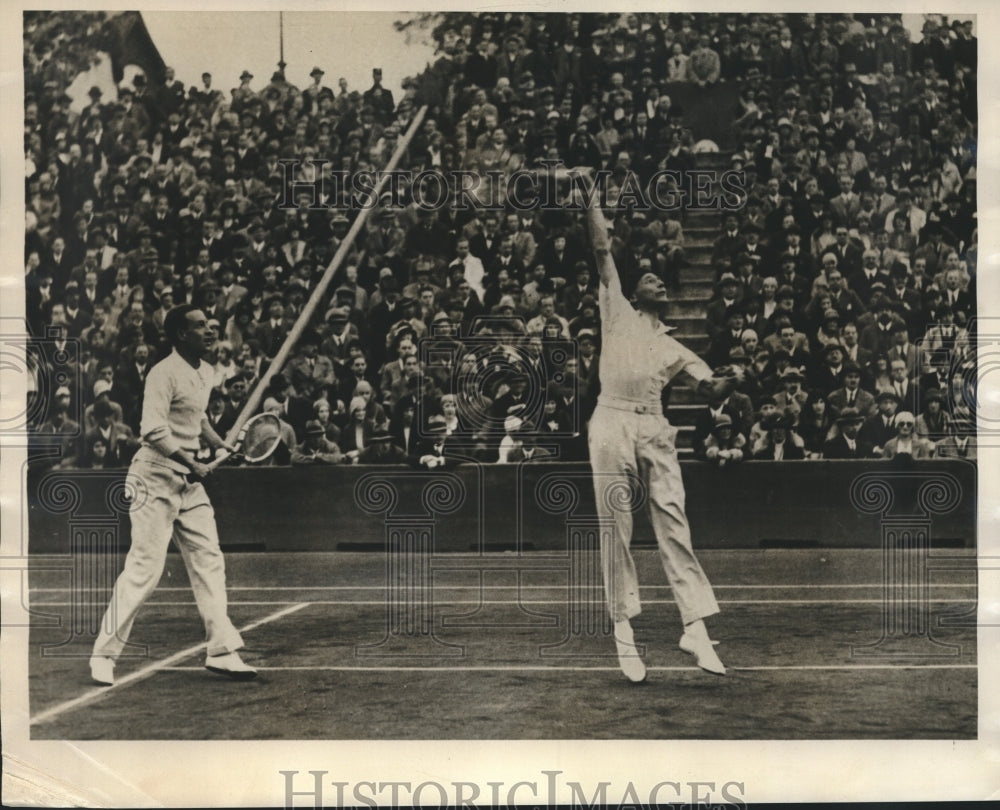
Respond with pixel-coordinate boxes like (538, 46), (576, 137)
(24, 11), (978, 468)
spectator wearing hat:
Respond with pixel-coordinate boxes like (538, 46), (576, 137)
(806, 303), (843, 354)
(34, 385), (81, 468)
(84, 398), (139, 467)
(366, 212), (407, 272)
(745, 390), (777, 444)
(738, 223), (765, 275)
(538, 231), (583, 289)
(773, 366), (809, 424)
(823, 265), (867, 322)
(561, 262), (598, 319)
(775, 252), (813, 311)
(198, 279), (228, 329)
(918, 350), (954, 398)
(914, 386), (951, 442)
(377, 332), (418, 395)
(706, 304), (747, 368)
(859, 390), (901, 455)
(255, 294), (291, 360)
(809, 341), (849, 395)
(882, 411), (934, 460)
(705, 274), (744, 341)
(287, 331), (336, 402)
(361, 67), (394, 122)
(496, 413), (527, 464)
(84, 362), (127, 426)
(302, 66), (330, 115)
(692, 386), (753, 459)
(826, 362), (875, 420)
(753, 413), (805, 460)
(825, 222), (863, 278)
(885, 262), (923, 320)
(506, 421), (555, 463)
(732, 253), (764, 304)
(411, 414), (459, 469)
(291, 419), (343, 465)
(202, 388), (230, 449)
(886, 321), (919, 378)
(859, 297), (905, 357)
(339, 394), (375, 459)
(823, 407), (874, 459)
(60, 281), (93, 338)
(490, 365), (534, 424)
(711, 213), (743, 267)
(356, 425), (408, 464)
(702, 413), (746, 466)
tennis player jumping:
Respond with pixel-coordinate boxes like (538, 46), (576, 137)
(90, 305), (256, 685)
(583, 187), (745, 683)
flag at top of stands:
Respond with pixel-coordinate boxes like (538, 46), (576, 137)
(107, 11), (166, 84)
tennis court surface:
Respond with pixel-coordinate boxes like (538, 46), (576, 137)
(26, 548), (976, 739)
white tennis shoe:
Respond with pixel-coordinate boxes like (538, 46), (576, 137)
(613, 619), (647, 683)
(205, 651), (257, 681)
(679, 632), (727, 675)
(89, 655), (115, 686)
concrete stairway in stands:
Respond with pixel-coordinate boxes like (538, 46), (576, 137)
(664, 149), (732, 456)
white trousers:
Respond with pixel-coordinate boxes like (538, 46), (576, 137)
(588, 403), (719, 625)
(93, 460), (244, 659)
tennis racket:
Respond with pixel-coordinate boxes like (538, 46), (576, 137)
(205, 411), (284, 472)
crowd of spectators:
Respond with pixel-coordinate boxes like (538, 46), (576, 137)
(24, 11), (977, 469)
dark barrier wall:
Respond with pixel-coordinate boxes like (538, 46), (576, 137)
(27, 460), (976, 554)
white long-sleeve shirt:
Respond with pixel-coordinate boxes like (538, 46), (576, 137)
(140, 349), (213, 463)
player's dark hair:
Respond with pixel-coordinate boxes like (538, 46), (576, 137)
(164, 304), (200, 348)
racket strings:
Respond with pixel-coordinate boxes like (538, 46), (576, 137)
(242, 417), (282, 462)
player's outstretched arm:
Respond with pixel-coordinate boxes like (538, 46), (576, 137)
(578, 172), (617, 289)
(695, 365), (746, 402)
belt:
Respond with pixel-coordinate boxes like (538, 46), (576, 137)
(597, 395), (662, 414)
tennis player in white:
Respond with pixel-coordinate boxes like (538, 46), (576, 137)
(584, 192), (745, 683)
(90, 305), (256, 685)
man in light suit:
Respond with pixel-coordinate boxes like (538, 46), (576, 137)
(830, 174), (862, 228)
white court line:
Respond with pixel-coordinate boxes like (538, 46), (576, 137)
(28, 583), (977, 592)
(30, 602), (310, 726)
(28, 598), (979, 607)
(158, 664), (977, 673)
